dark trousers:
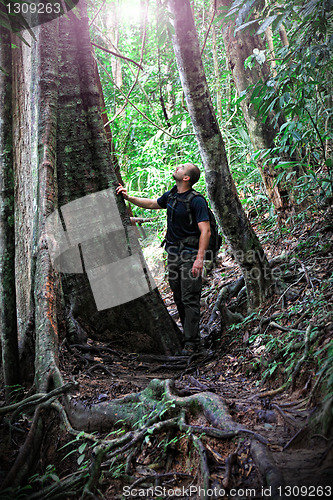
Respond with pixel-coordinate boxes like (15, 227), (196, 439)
(167, 252), (202, 346)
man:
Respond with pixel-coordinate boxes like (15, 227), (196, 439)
(116, 163), (211, 355)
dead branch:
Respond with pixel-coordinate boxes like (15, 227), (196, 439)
(89, 0), (106, 26)
(297, 258), (314, 293)
(268, 321), (293, 332)
(92, 22), (163, 126)
(96, 57), (194, 140)
(258, 384), (288, 398)
(91, 42), (143, 70)
(205, 442), (224, 464)
(283, 427), (308, 450)
(130, 216), (159, 224)
(86, 363), (114, 376)
(200, 1), (216, 56)
(271, 404), (302, 430)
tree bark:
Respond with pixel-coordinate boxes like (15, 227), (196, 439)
(266, 26), (277, 77)
(106, 0), (123, 89)
(217, 0), (303, 214)
(279, 24), (289, 48)
(167, 0), (273, 307)
(0, 22), (20, 401)
(211, 20), (223, 121)
(7, 0), (181, 394)
(55, 5), (181, 354)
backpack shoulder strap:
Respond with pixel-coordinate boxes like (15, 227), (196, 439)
(182, 189), (206, 225)
(167, 185), (178, 198)
(167, 185), (179, 222)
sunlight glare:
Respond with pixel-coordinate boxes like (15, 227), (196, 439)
(117, 0), (146, 25)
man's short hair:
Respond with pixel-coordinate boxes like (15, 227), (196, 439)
(186, 164), (200, 186)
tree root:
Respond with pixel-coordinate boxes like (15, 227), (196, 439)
(1, 376), (282, 498)
(0, 381), (76, 417)
(192, 434), (210, 496)
(207, 277), (244, 330)
(27, 473), (84, 500)
(251, 441), (287, 500)
(2, 404), (45, 488)
(222, 444), (240, 488)
(70, 343), (121, 358)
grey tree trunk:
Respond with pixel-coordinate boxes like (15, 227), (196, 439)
(167, 0), (273, 308)
(211, 20), (223, 122)
(0, 22), (20, 401)
(217, 0), (304, 215)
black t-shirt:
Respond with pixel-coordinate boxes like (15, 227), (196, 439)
(157, 188), (210, 252)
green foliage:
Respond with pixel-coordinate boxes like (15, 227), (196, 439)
(90, 0), (265, 221)
(29, 464), (60, 487)
(228, 0), (333, 206)
(59, 431), (95, 470)
(315, 338), (333, 400)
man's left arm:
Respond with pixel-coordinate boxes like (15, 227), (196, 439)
(192, 221), (211, 277)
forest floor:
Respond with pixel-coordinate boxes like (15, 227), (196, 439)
(53, 205), (333, 499)
(1, 206), (333, 499)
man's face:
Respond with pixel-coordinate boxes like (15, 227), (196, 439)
(172, 164), (190, 181)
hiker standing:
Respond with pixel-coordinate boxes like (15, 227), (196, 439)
(116, 163), (211, 355)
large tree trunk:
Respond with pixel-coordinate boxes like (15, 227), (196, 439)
(217, 0), (303, 214)
(167, 0), (273, 308)
(7, 0), (181, 393)
(0, 22), (20, 401)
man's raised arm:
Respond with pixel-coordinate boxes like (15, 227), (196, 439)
(116, 184), (162, 209)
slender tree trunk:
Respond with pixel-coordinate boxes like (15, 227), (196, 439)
(167, 0), (273, 308)
(107, 0), (123, 88)
(212, 22), (223, 122)
(0, 23), (20, 401)
(265, 26), (277, 77)
(217, 0), (303, 215)
(279, 24), (289, 47)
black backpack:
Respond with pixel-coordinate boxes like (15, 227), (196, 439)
(165, 186), (222, 261)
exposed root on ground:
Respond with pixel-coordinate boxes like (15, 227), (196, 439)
(1, 375), (279, 498)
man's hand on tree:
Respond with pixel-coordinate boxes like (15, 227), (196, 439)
(116, 183), (128, 200)
(192, 257), (204, 277)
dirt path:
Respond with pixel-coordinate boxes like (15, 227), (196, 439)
(60, 333), (333, 499)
